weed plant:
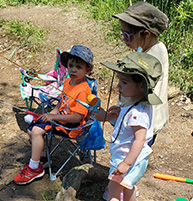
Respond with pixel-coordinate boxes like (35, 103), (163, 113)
(83, 0), (193, 97)
(0, 19), (46, 52)
(0, 0), (192, 97)
(160, 0), (193, 96)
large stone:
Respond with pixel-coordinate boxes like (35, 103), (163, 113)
(55, 163), (106, 201)
(168, 86), (180, 99)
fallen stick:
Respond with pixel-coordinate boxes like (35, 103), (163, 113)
(1, 142), (17, 149)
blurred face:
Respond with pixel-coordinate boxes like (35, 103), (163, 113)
(117, 73), (144, 98)
(67, 58), (91, 85)
(120, 21), (144, 51)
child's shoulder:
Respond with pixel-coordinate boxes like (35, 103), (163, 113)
(131, 103), (152, 122)
(63, 77), (71, 84)
(146, 41), (167, 56)
(130, 102), (152, 115)
(138, 102), (152, 110)
(121, 102), (152, 117)
(76, 80), (92, 94)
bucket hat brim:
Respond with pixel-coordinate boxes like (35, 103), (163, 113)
(101, 60), (162, 105)
(113, 13), (147, 29)
(112, 1), (169, 36)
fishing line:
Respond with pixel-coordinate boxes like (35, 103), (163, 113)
(102, 71), (116, 143)
(0, 54), (99, 111)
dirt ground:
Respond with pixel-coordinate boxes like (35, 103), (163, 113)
(0, 5), (193, 201)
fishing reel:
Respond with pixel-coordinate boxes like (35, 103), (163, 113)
(39, 93), (101, 113)
(86, 94), (101, 113)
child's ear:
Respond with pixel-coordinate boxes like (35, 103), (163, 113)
(139, 82), (144, 89)
(86, 67), (92, 75)
(144, 30), (152, 39)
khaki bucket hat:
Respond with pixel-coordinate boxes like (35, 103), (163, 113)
(113, 1), (169, 36)
(101, 52), (163, 105)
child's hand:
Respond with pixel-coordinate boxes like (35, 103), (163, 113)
(112, 161), (130, 175)
(93, 108), (106, 121)
(108, 106), (121, 118)
(93, 106), (121, 122)
(39, 113), (55, 123)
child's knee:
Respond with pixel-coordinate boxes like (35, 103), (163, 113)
(31, 126), (45, 137)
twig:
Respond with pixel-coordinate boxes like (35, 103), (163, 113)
(1, 142), (17, 149)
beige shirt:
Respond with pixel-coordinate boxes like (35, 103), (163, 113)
(120, 41), (169, 134)
(145, 41), (169, 133)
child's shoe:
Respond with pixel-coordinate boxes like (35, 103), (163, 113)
(14, 163), (45, 185)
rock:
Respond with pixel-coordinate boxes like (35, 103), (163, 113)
(55, 163), (106, 201)
(55, 187), (77, 201)
(168, 86), (180, 99)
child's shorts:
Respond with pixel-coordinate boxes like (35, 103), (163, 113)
(108, 157), (148, 189)
(28, 121), (70, 138)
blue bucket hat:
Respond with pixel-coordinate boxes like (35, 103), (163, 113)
(61, 45), (94, 69)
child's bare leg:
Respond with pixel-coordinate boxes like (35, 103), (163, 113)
(13, 126), (45, 185)
(108, 180), (123, 201)
(123, 186), (136, 201)
(28, 128), (46, 158)
(31, 126), (45, 161)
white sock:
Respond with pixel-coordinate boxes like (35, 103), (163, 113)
(29, 158), (40, 170)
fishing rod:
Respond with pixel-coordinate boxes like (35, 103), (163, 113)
(0, 54), (100, 112)
(154, 173), (193, 184)
(0, 100), (40, 123)
(36, 74), (100, 112)
(0, 97), (100, 125)
(0, 54), (22, 68)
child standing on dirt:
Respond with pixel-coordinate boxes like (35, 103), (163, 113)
(99, 52), (162, 201)
(95, 1), (169, 147)
(14, 45), (94, 185)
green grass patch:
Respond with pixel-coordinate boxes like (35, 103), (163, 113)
(160, 0), (193, 96)
(85, 0), (193, 97)
(0, 0), (192, 96)
(41, 191), (56, 201)
(0, 19), (47, 52)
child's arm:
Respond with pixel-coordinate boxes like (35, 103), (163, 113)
(40, 112), (83, 124)
(39, 101), (83, 123)
(112, 126), (146, 175)
(93, 105), (120, 122)
(49, 102), (61, 114)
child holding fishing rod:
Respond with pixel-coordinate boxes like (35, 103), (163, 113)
(14, 45), (94, 185)
(95, 52), (162, 201)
